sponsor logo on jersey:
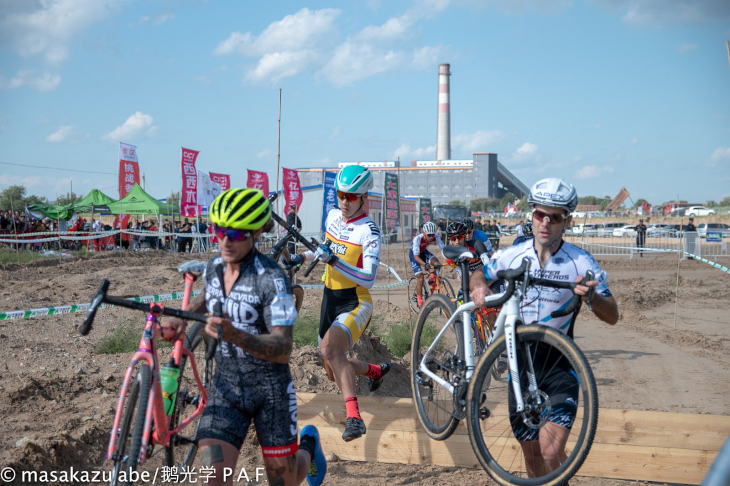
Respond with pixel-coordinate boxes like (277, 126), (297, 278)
(210, 277), (221, 288)
(552, 257), (564, 264)
(254, 256), (265, 275)
(331, 243), (347, 255)
(274, 278), (286, 295)
(228, 301), (259, 324)
(228, 292), (261, 304)
(234, 285), (253, 292)
(287, 381), (297, 436)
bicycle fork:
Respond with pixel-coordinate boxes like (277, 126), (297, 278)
(498, 294), (537, 414)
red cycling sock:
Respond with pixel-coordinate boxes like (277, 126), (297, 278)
(365, 363), (383, 380)
(417, 295), (424, 306)
(344, 396), (362, 420)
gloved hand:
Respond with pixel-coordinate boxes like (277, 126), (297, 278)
(281, 254), (304, 270)
(314, 243), (338, 266)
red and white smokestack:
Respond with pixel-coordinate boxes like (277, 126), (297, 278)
(436, 63), (451, 161)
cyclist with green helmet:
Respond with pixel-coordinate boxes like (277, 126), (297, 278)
(289, 165), (390, 442)
(161, 188), (326, 486)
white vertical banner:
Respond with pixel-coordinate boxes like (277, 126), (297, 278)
(197, 170), (222, 213)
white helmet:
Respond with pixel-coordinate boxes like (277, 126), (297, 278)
(422, 222), (438, 234)
(528, 177), (578, 213)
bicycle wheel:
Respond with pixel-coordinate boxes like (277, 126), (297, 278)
(109, 364), (151, 486)
(165, 321), (215, 468)
(292, 285), (304, 313)
(466, 326), (598, 486)
(407, 276), (429, 314)
(411, 293), (464, 440)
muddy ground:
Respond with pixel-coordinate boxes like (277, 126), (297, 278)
(0, 243), (728, 485)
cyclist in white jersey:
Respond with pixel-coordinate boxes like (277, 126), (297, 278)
(409, 221), (445, 307)
(470, 177), (618, 479)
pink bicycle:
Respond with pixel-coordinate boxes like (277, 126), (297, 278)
(80, 261), (217, 485)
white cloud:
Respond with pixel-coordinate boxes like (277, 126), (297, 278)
(330, 126), (341, 138)
(574, 165), (615, 179)
(256, 149), (273, 159)
(593, 123), (602, 130)
(678, 43), (698, 53)
(46, 125), (88, 143)
(194, 75), (212, 86)
(137, 12), (174, 26)
(0, 0), (124, 64)
(455, 0), (570, 15)
(0, 69), (61, 91)
(511, 142), (541, 163)
(629, 137), (639, 144)
(710, 147), (730, 161)
(101, 112), (157, 142)
(452, 130), (507, 153)
(592, 0), (730, 26)
(391, 143), (436, 161)
(245, 50), (322, 84)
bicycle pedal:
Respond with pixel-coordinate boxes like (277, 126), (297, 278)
(184, 395), (199, 405)
(479, 407), (491, 420)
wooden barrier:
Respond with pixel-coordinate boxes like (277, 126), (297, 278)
(297, 393), (730, 485)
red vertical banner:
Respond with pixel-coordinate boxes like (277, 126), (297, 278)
(282, 168), (303, 211)
(210, 172), (231, 191)
(246, 170), (270, 196)
(118, 143), (140, 241)
(181, 147), (200, 217)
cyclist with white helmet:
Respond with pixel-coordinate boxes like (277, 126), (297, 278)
(409, 220), (445, 307)
(470, 177), (618, 479)
(289, 165), (390, 442)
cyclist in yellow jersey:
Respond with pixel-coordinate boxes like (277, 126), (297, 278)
(288, 165), (390, 441)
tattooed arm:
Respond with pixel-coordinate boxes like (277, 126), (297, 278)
(204, 318), (293, 364)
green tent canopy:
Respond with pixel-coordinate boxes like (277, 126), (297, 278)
(105, 184), (179, 215)
(68, 188), (117, 213)
(26, 204), (74, 221)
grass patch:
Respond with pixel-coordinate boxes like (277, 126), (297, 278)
(379, 319), (440, 358)
(293, 314), (320, 347)
(0, 247), (88, 264)
(95, 319), (171, 355)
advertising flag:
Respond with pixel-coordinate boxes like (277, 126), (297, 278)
(322, 171), (337, 233)
(180, 147), (200, 217)
(419, 198), (432, 228)
(118, 143), (140, 240)
(210, 172), (231, 191)
(198, 171), (223, 210)
(246, 170), (269, 196)
(384, 172), (400, 232)
(282, 168), (303, 211)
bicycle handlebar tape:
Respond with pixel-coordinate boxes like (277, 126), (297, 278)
(551, 294), (581, 318)
(80, 279), (110, 336)
(206, 302), (223, 361)
(486, 279), (516, 309)
(496, 258), (530, 281)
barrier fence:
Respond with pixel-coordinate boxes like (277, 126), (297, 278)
(565, 232), (729, 260)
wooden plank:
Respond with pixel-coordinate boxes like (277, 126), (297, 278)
(296, 393), (728, 484)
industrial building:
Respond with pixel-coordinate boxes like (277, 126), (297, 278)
(297, 153), (529, 206)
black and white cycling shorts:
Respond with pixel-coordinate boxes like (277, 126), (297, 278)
(197, 365), (298, 456)
(508, 366), (580, 442)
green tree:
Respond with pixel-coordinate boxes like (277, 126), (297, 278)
(24, 194), (49, 206)
(167, 191), (180, 207)
(470, 198), (488, 212)
(634, 198), (648, 209)
(706, 200), (718, 208)
(517, 196), (529, 212)
(0, 185), (26, 211)
(721, 196), (730, 206)
(56, 191), (83, 206)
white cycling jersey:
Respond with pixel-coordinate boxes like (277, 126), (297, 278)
(484, 239), (611, 337)
(411, 233), (445, 256)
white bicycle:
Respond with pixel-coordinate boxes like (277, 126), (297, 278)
(411, 246), (598, 486)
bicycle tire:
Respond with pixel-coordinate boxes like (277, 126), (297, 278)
(411, 293), (463, 440)
(292, 285), (304, 313)
(109, 364), (151, 486)
(466, 326), (598, 486)
(165, 321), (215, 469)
(407, 276), (429, 314)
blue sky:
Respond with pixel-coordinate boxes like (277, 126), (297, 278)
(1, 0), (729, 206)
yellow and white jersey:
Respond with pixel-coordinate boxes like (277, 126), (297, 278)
(322, 209), (381, 292)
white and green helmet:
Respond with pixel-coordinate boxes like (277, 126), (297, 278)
(335, 165), (374, 195)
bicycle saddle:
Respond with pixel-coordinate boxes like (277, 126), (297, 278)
(443, 245), (476, 261)
(178, 260), (206, 275)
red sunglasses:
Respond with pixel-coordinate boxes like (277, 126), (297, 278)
(214, 224), (252, 242)
(532, 209), (568, 225)
(337, 191), (361, 202)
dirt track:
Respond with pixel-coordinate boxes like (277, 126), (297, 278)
(0, 244), (729, 485)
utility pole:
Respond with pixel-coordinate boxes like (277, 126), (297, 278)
(726, 41), (730, 71)
(275, 89), (282, 238)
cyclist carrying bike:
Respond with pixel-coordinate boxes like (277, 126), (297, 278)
(470, 177), (618, 478)
(288, 165), (390, 442)
(161, 188), (327, 486)
(409, 221), (445, 307)
(444, 220), (490, 282)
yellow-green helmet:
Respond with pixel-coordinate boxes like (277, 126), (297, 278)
(210, 188), (270, 230)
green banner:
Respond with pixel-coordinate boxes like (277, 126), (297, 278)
(419, 198), (433, 228)
(384, 172), (400, 233)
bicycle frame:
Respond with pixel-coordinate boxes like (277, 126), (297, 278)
(107, 272), (209, 464)
(418, 290), (533, 413)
